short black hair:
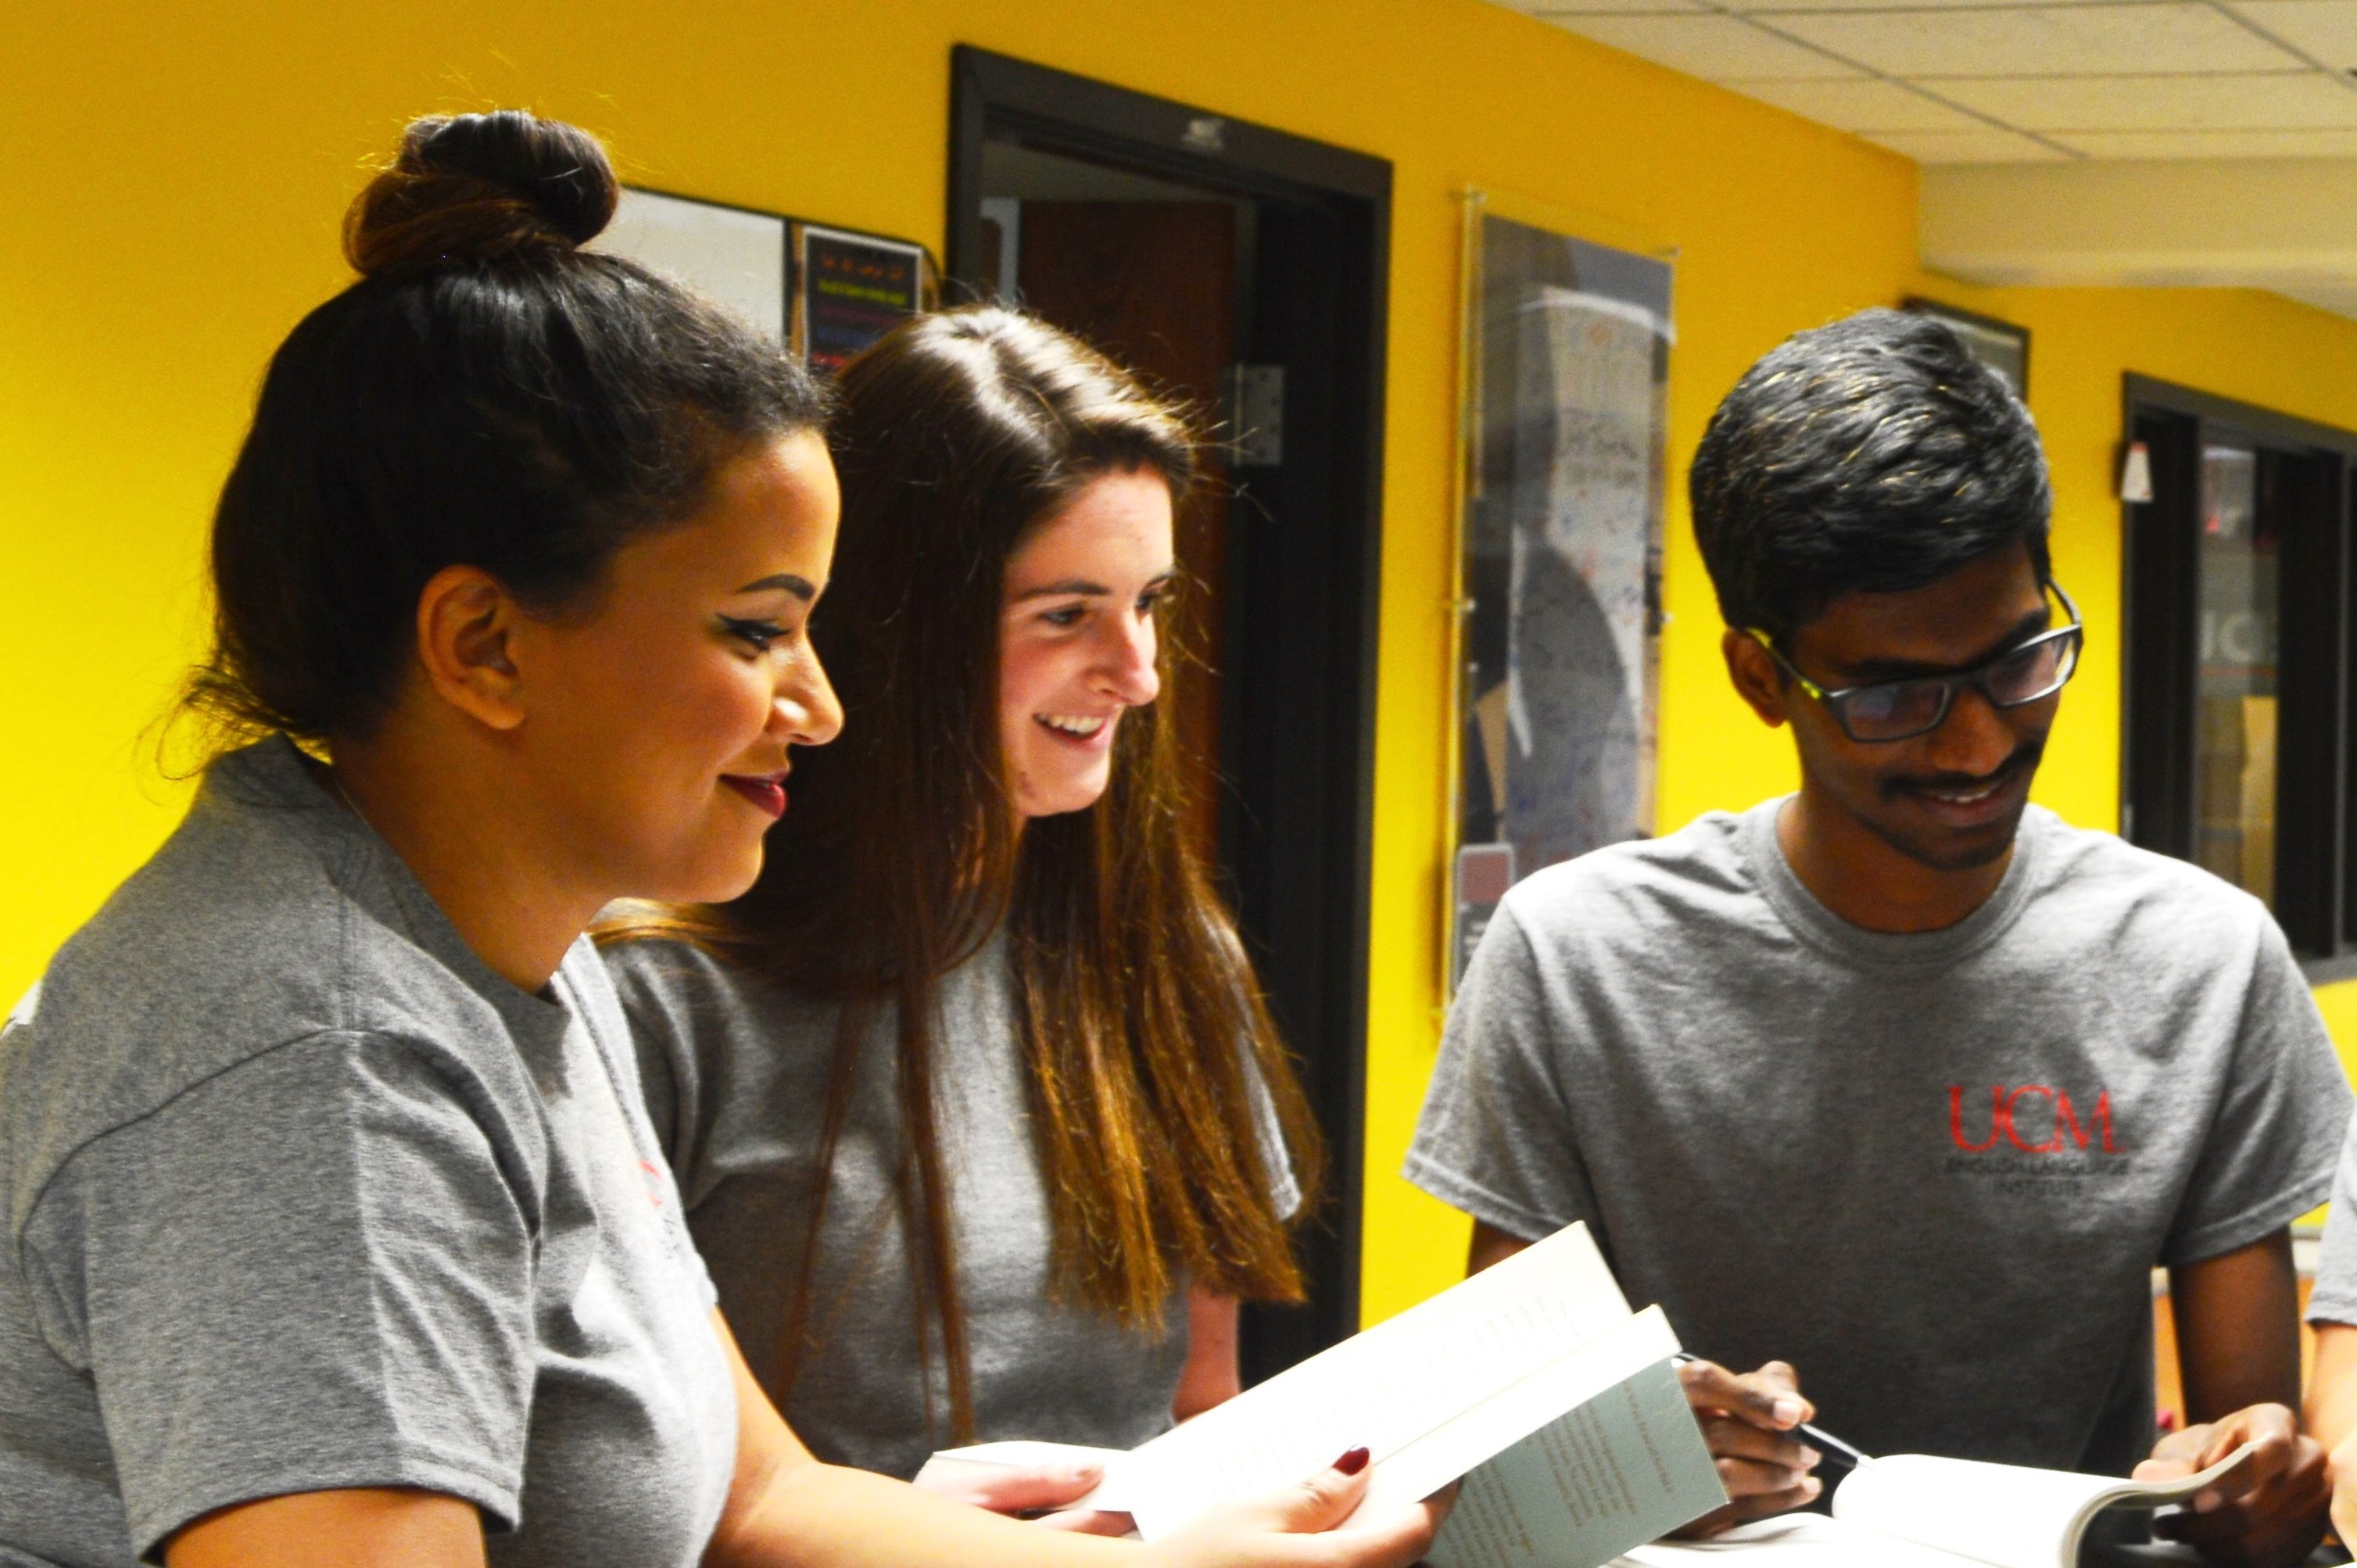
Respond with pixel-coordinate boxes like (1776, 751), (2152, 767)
(1689, 308), (2051, 644)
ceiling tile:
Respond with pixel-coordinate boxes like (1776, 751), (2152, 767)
(1728, 77), (1991, 128)
(1936, 70), (2357, 129)
(1528, 0), (1710, 13)
(1861, 127), (2072, 160)
(1542, 13), (1867, 77)
(2054, 126), (2357, 155)
(1735, 0), (2147, 9)
(1768, 4), (2302, 77)
(2275, 281), (2357, 321)
(2222, 2), (2357, 67)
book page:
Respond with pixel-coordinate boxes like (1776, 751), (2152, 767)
(1122, 1223), (1639, 1538)
(1358, 1308), (1683, 1515)
(1427, 1356), (1727, 1568)
(1832, 1444), (2258, 1568)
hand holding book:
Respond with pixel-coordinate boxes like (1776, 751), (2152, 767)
(2133, 1402), (2326, 1568)
(919, 1223), (1730, 1567)
(1668, 1357), (1826, 1537)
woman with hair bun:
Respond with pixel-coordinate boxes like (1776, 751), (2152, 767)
(599, 307), (1321, 1521)
(0, 113), (1440, 1568)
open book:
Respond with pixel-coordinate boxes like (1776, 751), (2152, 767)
(1612, 1443), (2258, 1568)
(916, 1222), (1727, 1566)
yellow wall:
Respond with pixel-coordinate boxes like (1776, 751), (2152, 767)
(9, 0), (2357, 1327)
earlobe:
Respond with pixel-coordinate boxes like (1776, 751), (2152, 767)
(1721, 628), (1789, 730)
(414, 565), (528, 732)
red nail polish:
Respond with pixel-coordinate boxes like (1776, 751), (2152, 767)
(1334, 1446), (1370, 1476)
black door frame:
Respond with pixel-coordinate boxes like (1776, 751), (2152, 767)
(2120, 373), (2355, 961)
(947, 45), (1392, 1372)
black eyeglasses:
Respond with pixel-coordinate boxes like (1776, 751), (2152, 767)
(1746, 582), (2083, 743)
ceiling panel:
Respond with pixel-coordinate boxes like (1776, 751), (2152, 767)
(1937, 70), (2357, 129)
(1768, 4), (2303, 78)
(1527, 0), (1710, 14)
(1862, 127), (2072, 160)
(1729, 77), (1990, 130)
(1540, 13), (1865, 77)
(1733, 0), (2149, 9)
(2278, 282), (2357, 318)
(2055, 127), (2357, 156)
(2224, 1), (2357, 69)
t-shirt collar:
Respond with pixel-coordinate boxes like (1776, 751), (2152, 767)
(1742, 792), (2050, 970)
(208, 736), (579, 1047)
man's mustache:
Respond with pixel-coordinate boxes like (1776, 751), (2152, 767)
(1878, 737), (2045, 802)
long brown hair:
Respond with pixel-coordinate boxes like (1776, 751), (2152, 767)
(604, 307), (1322, 1440)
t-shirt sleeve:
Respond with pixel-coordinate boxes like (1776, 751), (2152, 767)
(1402, 897), (1598, 1242)
(2163, 916), (2353, 1267)
(1241, 1045), (1305, 1223)
(17, 1031), (535, 1562)
(2306, 1126), (2357, 1325)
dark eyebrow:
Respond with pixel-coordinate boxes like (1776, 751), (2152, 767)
(1831, 605), (2054, 684)
(1012, 568), (1177, 604)
(736, 573), (817, 602)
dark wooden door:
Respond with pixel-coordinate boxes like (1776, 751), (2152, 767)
(1016, 201), (1236, 865)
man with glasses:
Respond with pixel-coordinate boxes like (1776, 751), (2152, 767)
(1407, 310), (2348, 1565)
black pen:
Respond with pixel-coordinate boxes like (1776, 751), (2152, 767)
(1670, 1353), (1876, 1471)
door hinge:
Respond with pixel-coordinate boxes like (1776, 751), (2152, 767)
(1223, 364), (1284, 468)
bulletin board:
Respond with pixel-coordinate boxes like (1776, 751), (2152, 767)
(1445, 192), (1675, 992)
(601, 188), (937, 369)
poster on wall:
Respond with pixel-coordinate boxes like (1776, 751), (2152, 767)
(793, 223), (936, 373)
(599, 188), (790, 342)
(1448, 196), (1673, 990)
(595, 192), (938, 373)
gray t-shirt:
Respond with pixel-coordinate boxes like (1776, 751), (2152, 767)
(2304, 1127), (2357, 1326)
(0, 738), (736, 1566)
(1408, 799), (2349, 1477)
(604, 933), (1302, 1480)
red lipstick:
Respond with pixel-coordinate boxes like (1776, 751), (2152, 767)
(722, 775), (787, 818)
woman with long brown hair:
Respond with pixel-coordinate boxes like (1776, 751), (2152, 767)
(0, 116), (1434, 1567)
(600, 306), (1321, 1512)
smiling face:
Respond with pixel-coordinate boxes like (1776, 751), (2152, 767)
(510, 430), (844, 903)
(1755, 543), (2059, 872)
(998, 467), (1175, 819)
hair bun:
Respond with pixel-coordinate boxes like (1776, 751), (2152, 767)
(345, 111), (620, 277)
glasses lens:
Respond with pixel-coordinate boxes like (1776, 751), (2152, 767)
(1843, 679), (1950, 740)
(1984, 632), (2076, 707)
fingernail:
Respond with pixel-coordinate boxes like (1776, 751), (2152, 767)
(1801, 1477), (1823, 1499)
(1334, 1446), (1371, 1476)
(1773, 1397), (1806, 1425)
(1064, 1463), (1104, 1483)
(1800, 1448), (1822, 1468)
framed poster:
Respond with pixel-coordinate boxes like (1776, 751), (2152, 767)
(793, 223), (937, 374)
(1446, 192), (1674, 990)
(600, 188), (790, 342)
(598, 191), (937, 371)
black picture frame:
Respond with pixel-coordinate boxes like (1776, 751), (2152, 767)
(791, 221), (938, 374)
(1905, 296), (2031, 399)
(608, 186), (937, 371)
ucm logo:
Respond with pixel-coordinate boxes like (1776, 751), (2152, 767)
(1949, 1085), (2123, 1155)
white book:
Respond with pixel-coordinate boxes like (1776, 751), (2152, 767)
(917, 1222), (1727, 1566)
(1611, 1443), (2259, 1568)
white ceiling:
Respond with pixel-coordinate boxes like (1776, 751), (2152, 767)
(1497, 0), (2357, 163)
